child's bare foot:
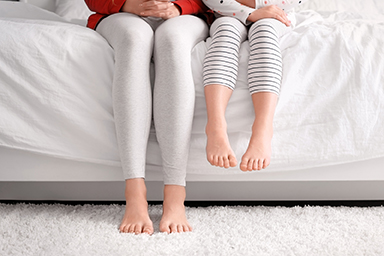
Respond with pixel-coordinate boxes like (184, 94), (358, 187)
(205, 123), (237, 168)
(159, 185), (192, 233)
(119, 179), (154, 235)
(240, 124), (273, 171)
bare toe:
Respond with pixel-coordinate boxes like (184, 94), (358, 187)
(143, 226), (153, 235)
(247, 159), (254, 171)
(183, 225), (190, 232)
(212, 155), (218, 166)
(128, 225), (135, 233)
(119, 224), (128, 233)
(258, 159), (263, 170)
(223, 157), (230, 168)
(170, 224), (178, 233)
(218, 156), (224, 167)
(134, 224), (142, 234)
(252, 160), (258, 170)
(240, 158), (248, 172)
(229, 155), (237, 167)
(263, 158), (270, 168)
(160, 223), (171, 234)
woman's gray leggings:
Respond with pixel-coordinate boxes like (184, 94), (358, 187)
(96, 13), (208, 186)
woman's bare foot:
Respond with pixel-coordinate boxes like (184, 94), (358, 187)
(119, 178), (154, 235)
(205, 123), (238, 168)
(240, 123), (273, 171)
(159, 185), (192, 233)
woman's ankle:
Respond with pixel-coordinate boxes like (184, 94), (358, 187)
(125, 178), (147, 202)
(163, 185), (186, 206)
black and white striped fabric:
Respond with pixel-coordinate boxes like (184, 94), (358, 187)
(203, 21), (245, 90)
(248, 21), (282, 95)
(203, 17), (290, 96)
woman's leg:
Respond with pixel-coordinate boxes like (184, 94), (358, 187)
(203, 17), (248, 168)
(240, 18), (290, 171)
(96, 13), (154, 234)
(153, 15), (208, 233)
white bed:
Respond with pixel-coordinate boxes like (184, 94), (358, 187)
(1, 0), (384, 201)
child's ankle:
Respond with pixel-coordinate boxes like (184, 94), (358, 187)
(206, 121), (227, 134)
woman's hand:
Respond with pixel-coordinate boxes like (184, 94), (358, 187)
(247, 5), (291, 26)
(121, 0), (181, 19)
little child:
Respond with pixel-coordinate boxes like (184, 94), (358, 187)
(202, 0), (306, 171)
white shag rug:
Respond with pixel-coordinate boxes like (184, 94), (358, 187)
(1, 203), (384, 255)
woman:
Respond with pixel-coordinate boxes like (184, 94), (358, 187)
(85, 0), (212, 234)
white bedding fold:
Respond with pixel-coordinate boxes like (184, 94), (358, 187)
(0, 18), (119, 165)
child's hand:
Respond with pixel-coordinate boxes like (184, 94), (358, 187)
(247, 5), (291, 26)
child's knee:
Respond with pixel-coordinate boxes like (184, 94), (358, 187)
(251, 18), (277, 29)
(211, 17), (245, 35)
(249, 18), (290, 37)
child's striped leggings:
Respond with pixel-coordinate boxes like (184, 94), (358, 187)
(203, 17), (292, 95)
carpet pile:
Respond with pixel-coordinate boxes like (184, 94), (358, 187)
(1, 203), (383, 255)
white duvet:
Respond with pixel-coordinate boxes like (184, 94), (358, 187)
(0, 1), (384, 175)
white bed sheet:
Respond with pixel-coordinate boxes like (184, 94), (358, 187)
(0, 1), (384, 176)
(0, 2), (118, 166)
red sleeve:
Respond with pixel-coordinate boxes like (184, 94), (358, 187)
(85, 0), (213, 29)
(85, 0), (126, 15)
(172, 0), (209, 15)
(85, 0), (126, 29)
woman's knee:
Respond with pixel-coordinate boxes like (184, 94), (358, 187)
(98, 13), (154, 48)
(155, 15), (208, 50)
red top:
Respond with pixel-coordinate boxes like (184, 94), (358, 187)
(85, 0), (214, 29)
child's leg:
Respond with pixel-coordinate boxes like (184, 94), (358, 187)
(203, 17), (247, 168)
(240, 18), (290, 171)
(96, 13), (155, 234)
(154, 15), (209, 233)
(240, 92), (277, 171)
(204, 84), (237, 168)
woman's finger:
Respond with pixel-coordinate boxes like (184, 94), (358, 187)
(141, 0), (169, 10)
(141, 3), (178, 18)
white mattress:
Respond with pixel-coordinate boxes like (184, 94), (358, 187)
(0, 1), (384, 177)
